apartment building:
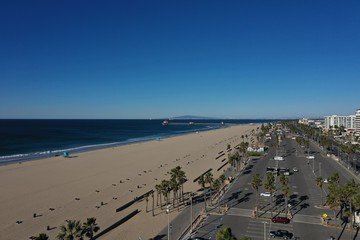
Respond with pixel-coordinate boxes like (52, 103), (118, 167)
(324, 115), (355, 129)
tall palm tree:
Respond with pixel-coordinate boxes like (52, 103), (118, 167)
(170, 177), (179, 208)
(82, 218), (100, 240)
(198, 175), (206, 188)
(251, 174), (262, 216)
(155, 184), (162, 208)
(205, 172), (214, 204)
(151, 191), (155, 216)
(57, 220), (83, 240)
(264, 173), (276, 217)
(213, 178), (222, 212)
(172, 166), (187, 202)
(279, 175), (288, 186)
(197, 175), (207, 211)
(161, 180), (171, 207)
(177, 167), (187, 201)
(281, 185), (290, 217)
(35, 233), (49, 240)
(145, 192), (149, 212)
(315, 176), (324, 205)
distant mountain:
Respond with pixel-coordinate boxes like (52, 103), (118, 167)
(173, 115), (215, 120)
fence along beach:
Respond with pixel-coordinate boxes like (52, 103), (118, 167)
(0, 123), (261, 240)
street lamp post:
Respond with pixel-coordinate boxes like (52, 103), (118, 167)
(166, 205), (170, 240)
(190, 193), (193, 235)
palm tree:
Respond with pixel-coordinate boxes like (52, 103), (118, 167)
(239, 142), (249, 170)
(205, 172), (214, 204)
(151, 191), (155, 216)
(170, 176), (179, 208)
(57, 220), (83, 240)
(281, 185), (290, 217)
(145, 192), (150, 212)
(216, 227), (237, 240)
(155, 184), (162, 208)
(82, 218), (100, 240)
(35, 233), (49, 240)
(198, 174), (206, 188)
(197, 175), (207, 211)
(219, 174), (226, 186)
(251, 174), (262, 216)
(172, 166), (187, 202)
(279, 175), (288, 186)
(315, 176), (324, 205)
(213, 178), (222, 212)
(161, 180), (171, 207)
(264, 172), (276, 217)
(326, 193), (340, 220)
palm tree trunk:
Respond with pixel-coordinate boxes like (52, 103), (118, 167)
(152, 194), (155, 216)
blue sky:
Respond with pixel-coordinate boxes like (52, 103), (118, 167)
(1, 0), (359, 119)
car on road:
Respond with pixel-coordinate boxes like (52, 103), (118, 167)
(271, 216), (290, 224)
(292, 167), (298, 172)
(270, 230), (293, 239)
(260, 192), (275, 197)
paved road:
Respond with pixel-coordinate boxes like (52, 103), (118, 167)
(187, 135), (359, 240)
(154, 133), (360, 240)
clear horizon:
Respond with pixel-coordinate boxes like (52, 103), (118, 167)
(1, 1), (359, 119)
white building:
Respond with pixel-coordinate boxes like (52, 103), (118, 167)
(355, 109), (360, 135)
(324, 115), (355, 129)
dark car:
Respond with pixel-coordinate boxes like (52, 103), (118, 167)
(271, 216), (290, 224)
(270, 230), (293, 239)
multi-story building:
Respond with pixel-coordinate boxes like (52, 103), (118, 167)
(324, 115), (355, 129)
(355, 109), (360, 135)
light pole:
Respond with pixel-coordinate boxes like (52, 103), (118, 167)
(190, 193), (193, 235)
(166, 205), (170, 240)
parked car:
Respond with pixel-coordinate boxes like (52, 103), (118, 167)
(270, 230), (293, 239)
(271, 216), (290, 224)
(260, 192), (275, 197)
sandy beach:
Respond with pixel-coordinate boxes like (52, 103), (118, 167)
(0, 124), (260, 240)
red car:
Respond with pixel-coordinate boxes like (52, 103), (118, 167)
(271, 216), (290, 224)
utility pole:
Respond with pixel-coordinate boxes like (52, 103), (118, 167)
(166, 205), (170, 240)
(190, 193), (193, 235)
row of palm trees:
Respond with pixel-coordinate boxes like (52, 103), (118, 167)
(153, 166), (187, 212)
(251, 172), (291, 218)
(315, 173), (360, 228)
(34, 218), (100, 240)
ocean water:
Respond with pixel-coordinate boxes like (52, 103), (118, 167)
(0, 119), (275, 164)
